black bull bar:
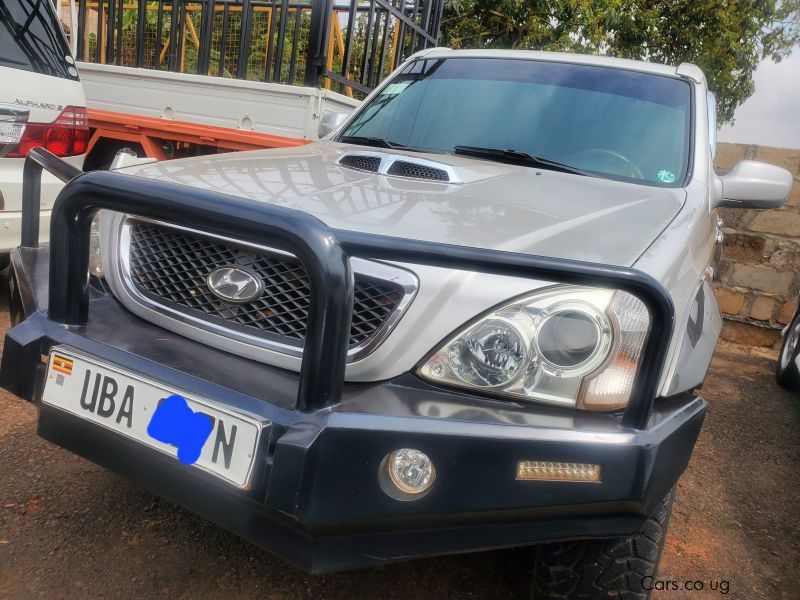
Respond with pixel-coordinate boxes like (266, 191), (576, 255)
(17, 147), (675, 428)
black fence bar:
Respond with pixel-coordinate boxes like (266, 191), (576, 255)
(264, 0), (281, 81)
(358, 0), (376, 88)
(431, 0), (444, 41)
(104, 0), (115, 63)
(273, 0), (291, 82)
(218, 3), (230, 77)
(407, 0), (420, 55)
(236, 0), (254, 78)
(287, 7), (302, 83)
(66, 0), (444, 93)
(366, 4), (383, 87)
(76, 0), (86, 60)
(420, 0), (433, 49)
(339, 0), (358, 92)
(304, 0), (329, 86)
(178, 0), (188, 69)
(168, 0), (180, 71)
(20, 149), (82, 249)
(115, 0), (123, 64)
(135, 0), (147, 67)
(155, 0), (165, 70)
(94, 0), (102, 62)
(374, 5), (391, 86)
(197, 0), (215, 75)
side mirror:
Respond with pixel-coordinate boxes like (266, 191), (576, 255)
(718, 160), (793, 209)
(317, 111), (348, 140)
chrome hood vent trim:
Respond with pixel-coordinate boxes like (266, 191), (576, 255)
(336, 150), (462, 183)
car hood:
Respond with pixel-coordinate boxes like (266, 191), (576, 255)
(125, 142), (685, 267)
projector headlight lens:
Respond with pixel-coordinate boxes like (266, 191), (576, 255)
(448, 318), (528, 387)
(418, 286), (650, 410)
(537, 309), (602, 369)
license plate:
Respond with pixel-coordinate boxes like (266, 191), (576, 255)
(42, 347), (261, 488)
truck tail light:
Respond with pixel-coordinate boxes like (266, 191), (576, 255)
(7, 106), (89, 158)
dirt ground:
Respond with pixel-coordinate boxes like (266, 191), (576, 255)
(1, 295), (799, 599)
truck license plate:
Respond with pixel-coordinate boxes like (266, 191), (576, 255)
(41, 347), (261, 488)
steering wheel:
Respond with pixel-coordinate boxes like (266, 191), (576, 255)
(567, 148), (644, 180)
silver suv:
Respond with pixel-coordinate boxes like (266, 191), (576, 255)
(4, 49), (794, 599)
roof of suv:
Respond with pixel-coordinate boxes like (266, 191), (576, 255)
(410, 48), (706, 84)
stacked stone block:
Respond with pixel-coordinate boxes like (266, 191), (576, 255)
(713, 143), (800, 347)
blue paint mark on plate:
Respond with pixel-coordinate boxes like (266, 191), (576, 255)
(657, 169), (676, 184)
(147, 394), (213, 464)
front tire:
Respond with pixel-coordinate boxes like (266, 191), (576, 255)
(532, 487), (675, 599)
(777, 308), (800, 390)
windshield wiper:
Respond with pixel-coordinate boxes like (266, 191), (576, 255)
(339, 135), (407, 150)
(453, 146), (589, 177)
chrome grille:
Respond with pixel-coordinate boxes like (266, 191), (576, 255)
(127, 222), (405, 348)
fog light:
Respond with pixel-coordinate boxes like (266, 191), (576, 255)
(516, 461), (601, 482)
(385, 448), (435, 496)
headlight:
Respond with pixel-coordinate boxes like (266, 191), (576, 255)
(418, 286), (650, 410)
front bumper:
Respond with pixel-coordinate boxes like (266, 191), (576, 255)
(3, 244), (707, 573)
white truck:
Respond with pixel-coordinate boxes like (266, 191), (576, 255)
(75, 62), (359, 169)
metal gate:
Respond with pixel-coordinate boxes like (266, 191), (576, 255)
(59, 0), (444, 97)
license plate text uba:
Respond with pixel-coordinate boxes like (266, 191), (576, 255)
(41, 348), (261, 488)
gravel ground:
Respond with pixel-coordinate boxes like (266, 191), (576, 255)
(1, 290), (799, 599)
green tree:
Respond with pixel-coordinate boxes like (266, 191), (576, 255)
(441, 0), (800, 123)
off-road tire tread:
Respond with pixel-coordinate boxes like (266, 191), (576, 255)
(776, 310), (800, 390)
(533, 487), (675, 599)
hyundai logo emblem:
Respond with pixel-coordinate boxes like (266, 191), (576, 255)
(206, 267), (264, 303)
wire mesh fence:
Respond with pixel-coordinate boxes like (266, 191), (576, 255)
(57, 0), (444, 96)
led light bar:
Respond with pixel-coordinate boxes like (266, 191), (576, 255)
(516, 461), (601, 482)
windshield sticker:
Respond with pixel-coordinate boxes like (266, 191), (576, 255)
(657, 169), (676, 184)
(383, 81), (411, 95)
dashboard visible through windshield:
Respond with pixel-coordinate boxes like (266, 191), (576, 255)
(339, 57), (693, 187)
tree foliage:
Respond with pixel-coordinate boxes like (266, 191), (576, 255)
(441, 0), (800, 123)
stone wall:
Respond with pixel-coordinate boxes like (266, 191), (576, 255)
(713, 143), (800, 347)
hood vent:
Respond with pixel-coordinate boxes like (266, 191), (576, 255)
(337, 150), (461, 184)
(387, 160), (449, 181)
(338, 154), (381, 173)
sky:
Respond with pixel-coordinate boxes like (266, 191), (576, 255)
(718, 47), (800, 149)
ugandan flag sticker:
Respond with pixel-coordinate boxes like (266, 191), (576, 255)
(52, 354), (74, 376)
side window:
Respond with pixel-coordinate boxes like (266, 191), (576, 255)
(707, 91), (717, 159)
(0, 0), (77, 80)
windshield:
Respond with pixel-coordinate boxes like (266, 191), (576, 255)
(0, 0), (78, 80)
(340, 58), (692, 187)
